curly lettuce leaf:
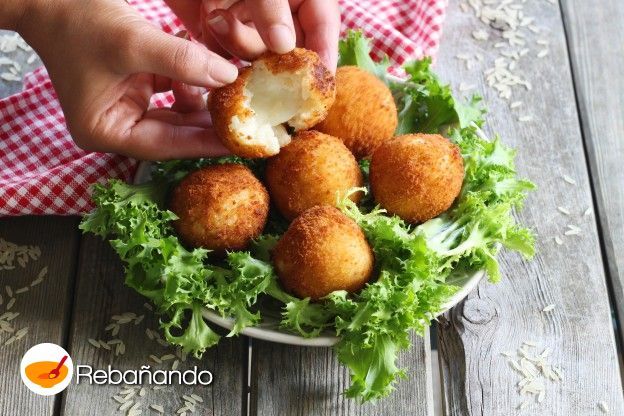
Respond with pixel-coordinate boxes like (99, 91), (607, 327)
(80, 179), (277, 356)
(337, 31), (484, 136)
(338, 30), (389, 78)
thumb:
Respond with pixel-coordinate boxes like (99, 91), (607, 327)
(124, 25), (239, 87)
(245, 0), (296, 54)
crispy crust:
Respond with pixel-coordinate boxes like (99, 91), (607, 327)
(208, 48), (336, 158)
(272, 206), (374, 300)
(265, 130), (363, 220)
(207, 68), (267, 158)
(370, 133), (464, 223)
(169, 164), (269, 253)
(315, 66), (398, 159)
(259, 48), (335, 99)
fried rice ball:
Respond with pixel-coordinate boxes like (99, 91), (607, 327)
(314, 66), (398, 159)
(273, 206), (374, 300)
(370, 133), (464, 223)
(169, 164), (269, 253)
(265, 130), (363, 220)
(208, 48), (336, 158)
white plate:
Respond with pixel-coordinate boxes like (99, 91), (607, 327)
(133, 161), (484, 347)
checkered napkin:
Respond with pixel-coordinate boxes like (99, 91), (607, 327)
(0, 0), (447, 216)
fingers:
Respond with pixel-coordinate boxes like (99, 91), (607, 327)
(171, 81), (207, 113)
(144, 109), (212, 127)
(296, 0), (340, 71)
(124, 24), (238, 88)
(245, 0), (296, 53)
(121, 118), (230, 160)
(162, 0), (203, 37)
(205, 9), (267, 60)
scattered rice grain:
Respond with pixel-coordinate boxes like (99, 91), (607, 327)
(557, 207), (570, 215)
(562, 175), (576, 185)
(542, 304), (556, 312)
(598, 401), (610, 413)
(537, 49), (549, 58)
(149, 404), (165, 413)
(150, 354), (163, 364)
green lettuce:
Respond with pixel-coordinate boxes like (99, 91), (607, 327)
(80, 31), (534, 402)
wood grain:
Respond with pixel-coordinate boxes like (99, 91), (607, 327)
(560, 0), (624, 345)
(61, 234), (246, 416)
(435, 1), (624, 415)
(250, 331), (433, 416)
(0, 216), (80, 416)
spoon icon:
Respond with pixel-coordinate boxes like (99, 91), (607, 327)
(38, 355), (68, 380)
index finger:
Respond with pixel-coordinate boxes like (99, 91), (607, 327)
(295, 0), (340, 72)
(246, 0), (296, 53)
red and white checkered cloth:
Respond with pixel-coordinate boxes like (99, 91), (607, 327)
(0, 0), (447, 216)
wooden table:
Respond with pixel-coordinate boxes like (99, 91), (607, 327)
(1, 1), (623, 414)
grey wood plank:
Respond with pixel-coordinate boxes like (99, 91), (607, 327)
(0, 30), (42, 97)
(0, 216), (80, 416)
(435, 1), (624, 415)
(61, 234), (246, 416)
(250, 331), (433, 416)
(560, 0), (624, 345)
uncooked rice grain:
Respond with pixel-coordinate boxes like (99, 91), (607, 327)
(150, 404), (165, 413)
(562, 175), (576, 185)
(30, 277), (44, 287)
(598, 401), (610, 413)
(542, 304), (556, 312)
(557, 207), (570, 215)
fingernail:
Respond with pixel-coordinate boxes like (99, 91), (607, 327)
(212, 62), (238, 85)
(268, 24), (296, 54)
(175, 30), (190, 40)
(207, 15), (228, 35)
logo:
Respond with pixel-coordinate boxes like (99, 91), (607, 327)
(20, 343), (73, 396)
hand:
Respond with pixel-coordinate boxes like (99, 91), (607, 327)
(165, 0), (341, 72)
(16, 0), (239, 160)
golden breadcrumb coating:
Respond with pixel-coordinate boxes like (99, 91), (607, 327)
(208, 48), (335, 158)
(370, 133), (464, 223)
(169, 164), (269, 253)
(273, 206), (374, 300)
(265, 130), (363, 220)
(315, 66), (397, 159)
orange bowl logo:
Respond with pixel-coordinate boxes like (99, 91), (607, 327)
(20, 343), (73, 396)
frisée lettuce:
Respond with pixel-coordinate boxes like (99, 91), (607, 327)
(80, 31), (535, 402)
